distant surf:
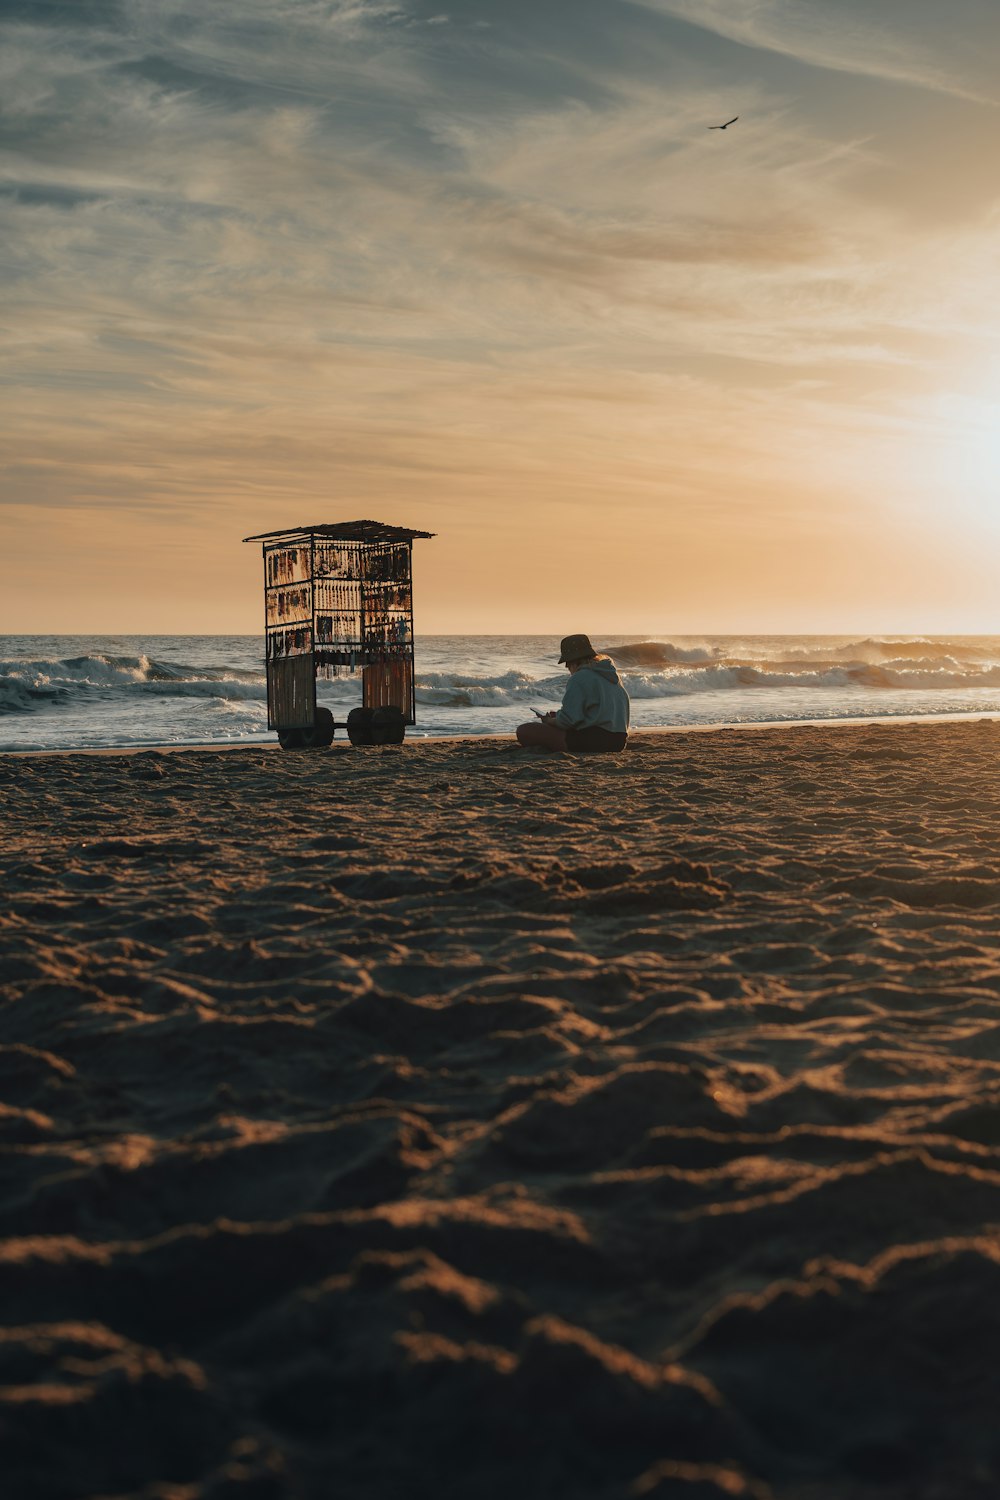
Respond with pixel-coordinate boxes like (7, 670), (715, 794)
(4, 633), (1000, 750)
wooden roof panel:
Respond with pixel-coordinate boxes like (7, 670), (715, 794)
(243, 519), (435, 544)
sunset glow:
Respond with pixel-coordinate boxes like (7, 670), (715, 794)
(4, 0), (1000, 632)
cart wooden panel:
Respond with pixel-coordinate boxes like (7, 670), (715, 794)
(266, 654), (316, 730)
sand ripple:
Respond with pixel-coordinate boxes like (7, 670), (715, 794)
(3, 722), (1000, 1497)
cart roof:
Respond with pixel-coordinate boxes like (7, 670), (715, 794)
(243, 519), (435, 544)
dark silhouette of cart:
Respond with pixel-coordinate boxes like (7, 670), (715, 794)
(243, 520), (434, 749)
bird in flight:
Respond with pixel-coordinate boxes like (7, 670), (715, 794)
(708, 116), (738, 130)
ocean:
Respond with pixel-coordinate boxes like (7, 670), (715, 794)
(3, 633), (1000, 752)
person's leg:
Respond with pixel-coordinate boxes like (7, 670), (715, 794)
(564, 727), (628, 753)
(516, 719), (569, 751)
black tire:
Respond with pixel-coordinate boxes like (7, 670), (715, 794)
(347, 706), (374, 746)
(303, 706), (335, 748)
(371, 705), (406, 745)
(278, 707), (335, 750)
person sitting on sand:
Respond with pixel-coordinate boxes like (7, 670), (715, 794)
(516, 634), (630, 754)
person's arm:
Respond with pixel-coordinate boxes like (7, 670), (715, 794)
(553, 675), (586, 729)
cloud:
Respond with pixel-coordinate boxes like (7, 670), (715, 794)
(4, 0), (1000, 634)
(1, 0), (988, 385)
(628, 0), (996, 103)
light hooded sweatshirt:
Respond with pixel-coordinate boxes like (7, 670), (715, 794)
(554, 656), (630, 734)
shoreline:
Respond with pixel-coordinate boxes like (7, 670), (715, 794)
(5, 705), (1000, 756)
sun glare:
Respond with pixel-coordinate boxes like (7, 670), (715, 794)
(925, 391), (1000, 535)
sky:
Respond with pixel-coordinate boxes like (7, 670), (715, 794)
(4, 0), (1000, 634)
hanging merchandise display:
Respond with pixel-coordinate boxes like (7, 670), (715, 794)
(243, 519), (435, 749)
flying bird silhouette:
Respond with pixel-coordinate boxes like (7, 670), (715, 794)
(708, 116), (738, 130)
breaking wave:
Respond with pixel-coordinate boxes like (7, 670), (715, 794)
(414, 670), (554, 708)
(5, 635), (1000, 750)
(0, 653), (267, 715)
(7, 640), (1000, 721)
(411, 640), (1000, 709)
(607, 641), (718, 667)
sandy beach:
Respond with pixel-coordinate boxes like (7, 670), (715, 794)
(3, 720), (1000, 1498)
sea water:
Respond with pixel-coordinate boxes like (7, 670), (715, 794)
(3, 634), (1000, 752)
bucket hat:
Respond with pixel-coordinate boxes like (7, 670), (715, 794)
(558, 633), (597, 665)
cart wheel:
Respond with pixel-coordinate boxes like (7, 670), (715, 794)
(304, 707), (335, 748)
(371, 705), (406, 745)
(347, 706), (374, 746)
(277, 707), (334, 751)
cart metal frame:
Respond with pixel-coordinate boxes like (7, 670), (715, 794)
(243, 519), (434, 744)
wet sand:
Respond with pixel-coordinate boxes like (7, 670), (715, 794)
(3, 721), (1000, 1499)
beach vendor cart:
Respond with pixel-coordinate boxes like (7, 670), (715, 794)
(243, 519), (434, 749)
